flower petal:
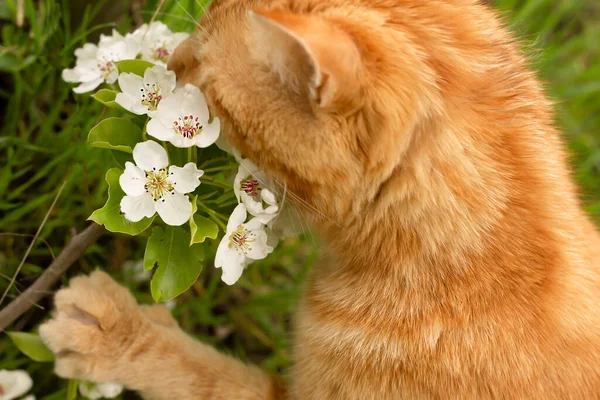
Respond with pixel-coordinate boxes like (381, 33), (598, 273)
(245, 229), (273, 260)
(0, 369), (33, 400)
(73, 78), (104, 94)
(146, 117), (176, 142)
(215, 237), (246, 284)
(96, 382), (124, 398)
(132, 141), (169, 171)
(169, 162), (204, 194)
(146, 118), (177, 142)
(144, 65), (176, 95)
(227, 204), (247, 233)
(118, 72), (143, 96)
(120, 194), (156, 222)
(221, 259), (246, 285)
(181, 84), (209, 123)
(155, 192), (192, 226)
(62, 68), (80, 82)
(215, 134), (234, 155)
(119, 162), (146, 196)
(79, 381), (103, 400)
(261, 188), (278, 206)
(195, 117), (220, 148)
(156, 92), (185, 127)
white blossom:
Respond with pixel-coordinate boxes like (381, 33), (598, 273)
(79, 381), (123, 400)
(215, 204), (274, 285)
(234, 160), (279, 224)
(147, 84), (220, 148)
(128, 22), (189, 66)
(62, 30), (139, 94)
(0, 370), (33, 400)
(116, 65), (176, 116)
(119, 141), (203, 226)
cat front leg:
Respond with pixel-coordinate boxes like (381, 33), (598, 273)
(40, 271), (284, 399)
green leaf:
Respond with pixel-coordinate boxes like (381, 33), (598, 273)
(145, 226), (205, 302)
(116, 59), (155, 76)
(188, 195), (219, 245)
(91, 89), (124, 110)
(89, 168), (154, 235)
(67, 379), (79, 400)
(190, 214), (219, 245)
(88, 117), (142, 153)
(7, 331), (54, 362)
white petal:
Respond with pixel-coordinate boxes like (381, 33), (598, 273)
(0, 369), (33, 400)
(114, 92), (137, 114)
(166, 134), (197, 148)
(146, 118), (177, 142)
(22, 396), (36, 400)
(155, 192), (193, 226)
(144, 65), (176, 95)
(215, 134), (234, 155)
(221, 259), (246, 285)
(233, 165), (244, 202)
(242, 192), (266, 217)
(62, 68), (80, 82)
(245, 229), (273, 260)
(79, 381), (103, 400)
(120, 194), (156, 222)
(194, 117), (220, 148)
(132, 141), (169, 171)
(215, 238), (246, 284)
(156, 92), (185, 127)
(118, 72), (143, 96)
(261, 189), (278, 207)
(73, 78), (104, 94)
(227, 204), (247, 233)
(181, 84), (209, 123)
(96, 382), (124, 398)
(169, 163), (204, 194)
(119, 162), (146, 196)
(74, 43), (98, 59)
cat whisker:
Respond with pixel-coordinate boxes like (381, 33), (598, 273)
(194, 0), (213, 22)
(138, 10), (202, 27)
(175, 0), (202, 27)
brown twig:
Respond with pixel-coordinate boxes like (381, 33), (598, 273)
(0, 223), (105, 331)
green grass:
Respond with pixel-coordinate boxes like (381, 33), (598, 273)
(0, 0), (598, 397)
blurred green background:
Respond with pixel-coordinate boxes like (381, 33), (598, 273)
(0, 0), (598, 398)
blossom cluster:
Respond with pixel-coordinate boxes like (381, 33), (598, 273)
(62, 22), (188, 94)
(0, 369), (122, 400)
(63, 22), (293, 288)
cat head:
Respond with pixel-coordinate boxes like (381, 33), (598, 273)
(168, 0), (496, 225)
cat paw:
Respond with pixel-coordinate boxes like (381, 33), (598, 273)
(40, 271), (148, 382)
(140, 303), (179, 329)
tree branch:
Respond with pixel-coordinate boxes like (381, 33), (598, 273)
(0, 223), (105, 331)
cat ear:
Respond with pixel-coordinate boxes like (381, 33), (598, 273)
(249, 9), (362, 110)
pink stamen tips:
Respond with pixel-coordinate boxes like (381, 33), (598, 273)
(172, 114), (203, 139)
(240, 177), (262, 199)
(141, 83), (163, 111)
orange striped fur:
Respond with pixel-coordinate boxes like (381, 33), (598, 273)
(41, 1), (600, 398)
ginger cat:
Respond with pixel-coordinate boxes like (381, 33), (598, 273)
(40, 0), (600, 398)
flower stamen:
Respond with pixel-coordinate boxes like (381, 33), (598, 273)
(240, 176), (262, 200)
(144, 168), (174, 200)
(229, 225), (255, 253)
(153, 45), (170, 63)
(97, 58), (116, 80)
(173, 115), (202, 139)
(140, 83), (163, 111)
